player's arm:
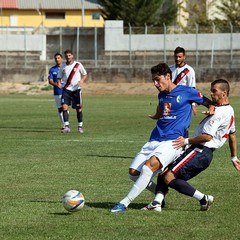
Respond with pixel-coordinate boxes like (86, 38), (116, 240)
(201, 96), (215, 115)
(56, 77), (62, 89)
(172, 134), (212, 149)
(149, 105), (160, 120)
(48, 77), (58, 87)
(228, 132), (240, 171)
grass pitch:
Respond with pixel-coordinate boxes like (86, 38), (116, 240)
(1, 94), (240, 240)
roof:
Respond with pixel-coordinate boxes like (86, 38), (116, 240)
(1, 0), (102, 10)
(0, 0), (17, 8)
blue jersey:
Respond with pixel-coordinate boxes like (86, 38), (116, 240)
(149, 85), (205, 141)
(48, 65), (62, 96)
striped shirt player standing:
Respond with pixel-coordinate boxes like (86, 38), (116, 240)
(48, 53), (64, 129)
(111, 63), (214, 213)
(57, 49), (87, 133)
(169, 46), (197, 115)
(143, 79), (240, 212)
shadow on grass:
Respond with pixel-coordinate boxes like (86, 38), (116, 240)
(86, 154), (133, 159)
(0, 126), (57, 132)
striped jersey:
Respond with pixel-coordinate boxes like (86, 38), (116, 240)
(149, 85), (206, 142)
(169, 63), (196, 87)
(57, 61), (87, 91)
(193, 104), (235, 149)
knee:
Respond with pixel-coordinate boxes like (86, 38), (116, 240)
(129, 168), (140, 176)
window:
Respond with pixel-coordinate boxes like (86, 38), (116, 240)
(45, 12), (65, 20)
(92, 12), (100, 20)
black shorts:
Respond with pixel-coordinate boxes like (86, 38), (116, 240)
(168, 145), (214, 181)
(61, 89), (82, 109)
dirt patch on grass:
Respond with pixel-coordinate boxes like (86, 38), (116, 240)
(0, 81), (239, 96)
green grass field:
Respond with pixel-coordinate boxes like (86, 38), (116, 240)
(1, 94), (240, 240)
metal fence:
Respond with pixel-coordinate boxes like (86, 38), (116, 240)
(0, 23), (240, 70)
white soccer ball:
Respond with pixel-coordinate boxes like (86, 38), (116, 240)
(63, 190), (85, 212)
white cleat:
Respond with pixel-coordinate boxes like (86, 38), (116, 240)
(200, 195), (214, 211)
(141, 201), (162, 212)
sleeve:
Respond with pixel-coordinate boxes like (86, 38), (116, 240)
(188, 67), (196, 88)
(79, 63), (87, 75)
(188, 87), (204, 105)
(48, 68), (53, 80)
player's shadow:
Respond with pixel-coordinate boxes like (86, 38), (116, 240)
(86, 202), (146, 210)
(86, 154), (133, 159)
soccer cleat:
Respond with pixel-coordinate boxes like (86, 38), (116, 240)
(61, 126), (71, 133)
(141, 201), (162, 212)
(78, 127), (84, 133)
(200, 195), (214, 211)
(110, 203), (127, 213)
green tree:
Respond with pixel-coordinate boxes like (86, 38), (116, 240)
(98, 0), (178, 27)
(215, 0), (240, 26)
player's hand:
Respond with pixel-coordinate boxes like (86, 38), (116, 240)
(57, 81), (62, 89)
(148, 114), (158, 120)
(78, 80), (83, 87)
(192, 105), (197, 115)
(232, 159), (240, 171)
(172, 136), (185, 149)
(202, 105), (215, 115)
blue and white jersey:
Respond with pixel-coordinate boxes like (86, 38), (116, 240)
(149, 85), (205, 142)
(48, 65), (62, 96)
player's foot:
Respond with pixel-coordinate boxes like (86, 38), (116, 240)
(110, 203), (127, 213)
(141, 201), (162, 212)
(61, 126), (71, 133)
(78, 127), (84, 133)
(200, 195), (214, 211)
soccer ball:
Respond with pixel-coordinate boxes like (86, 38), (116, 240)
(63, 190), (85, 212)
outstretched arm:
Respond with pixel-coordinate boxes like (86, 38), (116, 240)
(172, 134), (212, 149)
(229, 132), (240, 171)
(149, 105), (160, 120)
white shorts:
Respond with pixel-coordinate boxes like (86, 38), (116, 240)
(129, 140), (182, 174)
(54, 95), (62, 109)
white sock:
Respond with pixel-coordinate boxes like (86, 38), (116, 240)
(193, 190), (204, 201)
(59, 112), (64, 127)
(78, 122), (83, 128)
(129, 174), (156, 193)
(120, 165), (153, 207)
(154, 192), (164, 204)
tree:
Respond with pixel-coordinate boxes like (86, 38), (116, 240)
(98, 0), (178, 27)
(215, 0), (240, 26)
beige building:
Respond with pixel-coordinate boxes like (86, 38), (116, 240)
(176, 0), (224, 27)
(0, 0), (104, 28)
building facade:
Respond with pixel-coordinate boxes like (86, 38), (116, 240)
(0, 0), (104, 28)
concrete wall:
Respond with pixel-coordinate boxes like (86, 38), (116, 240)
(105, 20), (240, 51)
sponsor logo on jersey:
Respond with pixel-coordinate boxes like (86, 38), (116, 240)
(163, 103), (171, 116)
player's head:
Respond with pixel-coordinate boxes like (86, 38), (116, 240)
(54, 53), (63, 65)
(210, 79), (230, 103)
(151, 63), (172, 92)
(64, 49), (74, 64)
(174, 46), (186, 67)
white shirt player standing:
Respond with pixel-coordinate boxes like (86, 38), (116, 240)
(57, 49), (87, 133)
(169, 46), (197, 114)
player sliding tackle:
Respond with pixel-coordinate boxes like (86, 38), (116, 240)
(111, 63), (215, 213)
(142, 79), (240, 212)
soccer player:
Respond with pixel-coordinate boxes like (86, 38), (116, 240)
(143, 79), (240, 212)
(111, 63), (214, 213)
(48, 53), (64, 129)
(57, 49), (87, 133)
(169, 46), (197, 115)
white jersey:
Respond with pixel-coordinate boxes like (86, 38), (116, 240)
(169, 63), (196, 88)
(57, 61), (87, 91)
(193, 105), (235, 149)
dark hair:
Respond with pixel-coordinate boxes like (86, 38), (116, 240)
(54, 53), (62, 58)
(174, 46), (185, 55)
(64, 49), (73, 55)
(211, 79), (230, 96)
(151, 63), (172, 79)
